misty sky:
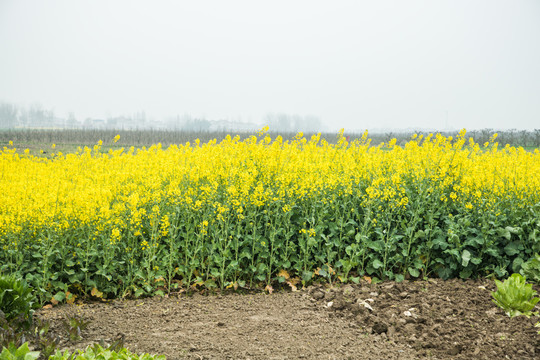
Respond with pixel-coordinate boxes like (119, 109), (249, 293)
(1, 0), (539, 131)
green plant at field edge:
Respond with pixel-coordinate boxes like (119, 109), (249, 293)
(520, 253), (540, 284)
(492, 273), (540, 317)
(0, 275), (37, 330)
(0, 274), (59, 357)
(30, 319), (58, 360)
(1, 307), (60, 358)
(0, 342), (166, 360)
(49, 343), (166, 360)
(0, 342), (39, 360)
(62, 315), (90, 342)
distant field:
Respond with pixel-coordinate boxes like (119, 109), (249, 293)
(0, 128), (538, 156)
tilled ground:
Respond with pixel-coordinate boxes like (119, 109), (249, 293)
(36, 278), (540, 359)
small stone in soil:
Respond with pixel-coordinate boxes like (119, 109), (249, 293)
(447, 345), (461, 356)
(311, 290), (325, 300)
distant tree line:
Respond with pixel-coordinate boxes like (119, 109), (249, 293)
(1, 101), (538, 148)
(0, 102), (62, 129)
(263, 113), (325, 132)
(0, 101), (327, 134)
(0, 102), (147, 130)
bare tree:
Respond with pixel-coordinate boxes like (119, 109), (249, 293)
(0, 102), (18, 128)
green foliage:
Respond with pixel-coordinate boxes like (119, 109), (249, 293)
(0, 342), (164, 360)
(49, 344), (166, 360)
(0, 336), (162, 360)
(0, 343), (39, 360)
(0, 319), (26, 350)
(0, 274), (58, 356)
(30, 319), (59, 360)
(1, 315), (59, 357)
(492, 273), (540, 317)
(62, 316), (90, 342)
(520, 253), (540, 284)
(0, 275), (37, 329)
(2, 182), (540, 298)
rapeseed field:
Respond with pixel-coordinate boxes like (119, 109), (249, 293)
(1, 129), (538, 302)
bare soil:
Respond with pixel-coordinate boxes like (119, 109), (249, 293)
(36, 278), (540, 359)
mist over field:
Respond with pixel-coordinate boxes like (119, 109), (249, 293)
(1, 0), (539, 132)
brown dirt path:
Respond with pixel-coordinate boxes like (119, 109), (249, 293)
(36, 279), (540, 359)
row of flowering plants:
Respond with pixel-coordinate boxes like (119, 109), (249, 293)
(0, 129), (539, 302)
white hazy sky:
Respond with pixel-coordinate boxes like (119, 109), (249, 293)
(1, 0), (539, 131)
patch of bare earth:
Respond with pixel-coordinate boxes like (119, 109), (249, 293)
(36, 279), (539, 359)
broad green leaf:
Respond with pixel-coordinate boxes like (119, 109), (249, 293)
(471, 257), (482, 265)
(408, 267), (420, 278)
(53, 291), (66, 302)
(504, 241), (523, 256)
(461, 250), (471, 267)
(301, 271), (313, 282)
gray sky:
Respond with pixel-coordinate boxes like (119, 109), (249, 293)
(1, 0), (539, 131)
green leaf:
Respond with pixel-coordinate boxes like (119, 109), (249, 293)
(204, 279), (217, 289)
(512, 257), (524, 273)
(485, 247), (500, 257)
(301, 271), (313, 282)
(471, 257), (482, 265)
(367, 240), (384, 252)
(461, 250), (471, 267)
(372, 259), (383, 269)
(307, 237), (317, 247)
(10, 343), (40, 360)
(408, 267), (420, 278)
(465, 236), (484, 246)
(53, 291), (66, 302)
(437, 267), (452, 280)
(65, 259), (76, 267)
(498, 228), (512, 240)
(521, 254), (540, 283)
(210, 268), (221, 279)
(506, 226), (520, 235)
(504, 241), (523, 256)
(459, 269), (472, 279)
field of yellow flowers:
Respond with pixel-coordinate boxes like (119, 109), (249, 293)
(1, 129), (539, 302)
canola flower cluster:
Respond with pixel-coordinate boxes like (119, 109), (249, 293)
(0, 129), (539, 299)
